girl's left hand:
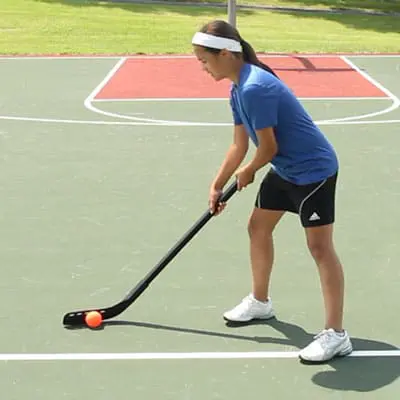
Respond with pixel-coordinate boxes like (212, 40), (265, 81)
(235, 165), (255, 190)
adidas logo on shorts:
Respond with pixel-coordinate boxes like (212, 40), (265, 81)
(309, 212), (321, 221)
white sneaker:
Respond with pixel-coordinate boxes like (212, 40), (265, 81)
(299, 328), (353, 362)
(223, 294), (275, 322)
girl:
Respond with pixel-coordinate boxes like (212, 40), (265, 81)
(191, 20), (352, 363)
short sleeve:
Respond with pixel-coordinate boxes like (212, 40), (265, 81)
(241, 84), (279, 130)
(230, 94), (243, 126)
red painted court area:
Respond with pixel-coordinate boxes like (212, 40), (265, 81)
(96, 56), (387, 100)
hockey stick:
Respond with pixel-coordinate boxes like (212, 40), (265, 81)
(62, 181), (238, 326)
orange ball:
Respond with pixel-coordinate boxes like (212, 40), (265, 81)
(85, 311), (103, 328)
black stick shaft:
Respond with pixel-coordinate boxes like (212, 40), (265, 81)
(122, 181), (238, 304)
(62, 181), (237, 325)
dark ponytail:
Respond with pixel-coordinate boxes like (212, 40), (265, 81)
(239, 38), (279, 78)
(199, 20), (278, 78)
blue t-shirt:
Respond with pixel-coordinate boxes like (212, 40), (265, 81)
(230, 63), (338, 185)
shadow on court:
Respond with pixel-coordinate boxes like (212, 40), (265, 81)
(105, 318), (399, 392)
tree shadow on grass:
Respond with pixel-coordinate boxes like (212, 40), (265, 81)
(256, 0), (400, 14)
(273, 8), (400, 34)
(35, 0), (400, 14)
(33, 0), (254, 17)
(35, 0), (400, 35)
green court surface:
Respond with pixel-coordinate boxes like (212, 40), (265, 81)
(0, 55), (399, 399)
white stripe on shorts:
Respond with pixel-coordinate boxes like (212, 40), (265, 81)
(256, 190), (261, 208)
(298, 178), (327, 219)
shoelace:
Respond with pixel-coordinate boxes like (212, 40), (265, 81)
(240, 295), (253, 306)
(313, 330), (335, 348)
(234, 295), (254, 312)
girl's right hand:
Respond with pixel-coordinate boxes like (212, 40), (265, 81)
(209, 186), (226, 216)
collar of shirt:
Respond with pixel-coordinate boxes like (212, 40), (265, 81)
(233, 63), (251, 89)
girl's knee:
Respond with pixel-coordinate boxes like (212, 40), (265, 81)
(247, 212), (275, 239)
(307, 238), (335, 263)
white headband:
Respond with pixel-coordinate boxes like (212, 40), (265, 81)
(192, 32), (242, 52)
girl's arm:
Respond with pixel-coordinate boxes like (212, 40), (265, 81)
(209, 125), (249, 213)
(235, 127), (278, 190)
(211, 124), (249, 190)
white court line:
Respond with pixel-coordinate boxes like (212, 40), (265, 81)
(318, 56), (400, 124)
(84, 56), (399, 126)
(3, 54), (393, 126)
(0, 350), (399, 361)
(328, 119), (400, 125)
(0, 56), (122, 60)
(1, 55), (400, 60)
(1, 55), (398, 127)
(0, 115), (164, 126)
(84, 58), (199, 125)
(0, 115), (399, 126)
(83, 57), (130, 120)
(342, 55), (400, 59)
(91, 96), (390, 102)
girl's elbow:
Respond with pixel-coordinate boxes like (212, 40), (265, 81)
(271, 143), (278, 158)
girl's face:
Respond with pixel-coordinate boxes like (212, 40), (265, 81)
(193, 45), (230, 81)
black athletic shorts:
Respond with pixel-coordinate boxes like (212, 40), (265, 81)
(255, 169), (338, 227)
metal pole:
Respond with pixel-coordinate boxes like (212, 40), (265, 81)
(227, 0), (237, 27)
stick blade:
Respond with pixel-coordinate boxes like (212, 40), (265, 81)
(62, 303), (127, 326)
(62, 309), (101, 326)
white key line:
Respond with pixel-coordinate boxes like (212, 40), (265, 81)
(0, 350), (398, 361)
(1, 55), (400, 60)
(91, 97), (390, 102)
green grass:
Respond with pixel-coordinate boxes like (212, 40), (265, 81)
(178, 0), (400, 13)
(0, 0), (399, 54)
